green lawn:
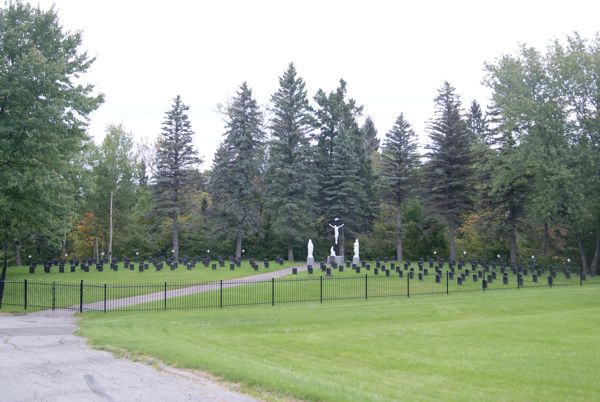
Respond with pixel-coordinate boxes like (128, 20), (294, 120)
(79, 286), (600, 401)
(0, 261), (298, 312)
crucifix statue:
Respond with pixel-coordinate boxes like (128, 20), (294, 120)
(329, 219), (345, 245)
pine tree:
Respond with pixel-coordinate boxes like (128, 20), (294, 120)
(154, 96), (200, 262)
(313, 80), (369, 256)
(209, 82), (265, 259)
(265, 63), (315, 261)
(379, 114), (420, 261)
(361, 116), (380, 157)
(425, 82), (473, 261)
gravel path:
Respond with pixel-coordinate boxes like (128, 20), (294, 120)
(0, 266), (306, 402)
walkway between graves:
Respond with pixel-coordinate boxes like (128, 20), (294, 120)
(83, 265), (307, 311)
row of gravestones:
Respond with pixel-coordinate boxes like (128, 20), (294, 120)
(27, 255), (287, 274)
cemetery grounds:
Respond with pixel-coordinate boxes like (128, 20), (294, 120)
(2, 261), (600, 400)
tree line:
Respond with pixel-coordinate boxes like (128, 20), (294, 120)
(1, 2), (598, 273)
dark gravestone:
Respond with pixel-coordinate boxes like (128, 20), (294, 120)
(449, 272), (454, 280)
(435, 275), (441, 284)
(386, 270), (390, 277)
(565, 271), (571, 279)
(129, 264), (134, 270)
(308, 267), (313, 274)
(339, 266), (344, 272)
(230, 263), (235, 270)
(492, 271), (497, 280)
(503, 275), (508, 285)
(139, 264), (144, 272)
(366, 264), (371, 271)
(409, 271), (414, 279)
(29, 265), (35, 274)
(374, 268), (379, 275)
(486, 274), (492, 283)
(398, 270), (403, 278)
(547, 276), (553, 286)
(477, 270), (483, 278)
(292, 268), (298, 275)
(472, 274), (478, 282)
(326, 268), (332, 276)
(59, 266), (64, 273)
(532, 274), (538, 283)
(457, 277), (463, 285)
(518, 276), (524, 287)
(70, 265), (76, 273)
(356, 267), (361, 274)
(212, 263), (217, 270)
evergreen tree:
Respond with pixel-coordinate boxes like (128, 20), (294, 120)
(265, 63), (315, 261)
(153, 96), (200, 262)
(425, 82), (473, 261)
(361, 116), (380, 157)
(313, 80), (370, 256)
(466, 100), (489, 145)
(379, 114), (420, 261)
(209, 82), (265, 259)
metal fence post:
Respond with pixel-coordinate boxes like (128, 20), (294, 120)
(79, 280), (83, 313)
(219, 280), (223, 308)
(407, 272), (410, 298)
(24, 279), (27, 310)
(580, 269), (583, 286)
(320, 276), (323, 303)
(271, 278), (275, 306)
(365, 274), (368, 300)
(446, 271), (449, 295)
(103, 283), (107, 313)
(164, 281), (167, 310)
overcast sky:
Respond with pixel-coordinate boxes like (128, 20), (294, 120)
(37, 0), (599, 169)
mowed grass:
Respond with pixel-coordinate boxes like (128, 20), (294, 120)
(139, 263), (597, 310)
(0, 261), (298, 312)
(79, 286), (600, 401)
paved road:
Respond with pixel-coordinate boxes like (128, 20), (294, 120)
(84, 265), (307, 311)
(0, 267), (306, 402)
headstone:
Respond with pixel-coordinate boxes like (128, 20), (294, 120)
(386, 270), (390, 277)
(230, 263), (235, 270)
(435, 275), (441, 283)
(374, 268), (379, 275)
(308, 267), (314, 274)
(292, 268), (298, 275)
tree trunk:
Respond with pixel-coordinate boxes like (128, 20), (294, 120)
(15, 241), (21, 266)
(339, 229), (345, 259)
(542, 221), (549, 256)
(235, 232), (243, 260)
(509, 206), (518, 267)
(448, 222), (456, 262)
(172, 212), (179, 263)
(287, 235), (294, 262)
(108, 191), (113, 262)
(576, 232), (589, 274)
(396, 203), (403, 262)
(590, 222), (600, 276)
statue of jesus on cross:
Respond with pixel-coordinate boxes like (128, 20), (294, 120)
(329, 220), (345, 245)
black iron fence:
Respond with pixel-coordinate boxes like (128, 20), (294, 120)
(0, 268), (595, 313)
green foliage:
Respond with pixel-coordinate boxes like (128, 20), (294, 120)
(153, 95), (201, 261)
(0, 1), (102, 247)
(209, 82), (265, 259)
(425, 82), (473, 260)
(265, 63), (316, 261)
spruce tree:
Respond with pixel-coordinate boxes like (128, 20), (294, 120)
(313, 80), (369, 256)
(379, 114), (420, 261)
(154, 96), (200, 262)
(209, 82), (265, 259)
(265, 63), (315, 261)
(425, 82), (473, 261)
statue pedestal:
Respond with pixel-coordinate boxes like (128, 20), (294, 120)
(306, 257), (315, 266)
(334, 256), (344, 265)
(352, 256), (360, 266)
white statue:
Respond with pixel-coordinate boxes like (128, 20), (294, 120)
(330, 246), (336, 257)
(328, 222), (345, 245)
(307, 239), (314, 259)
(353, 239), (360, 259)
